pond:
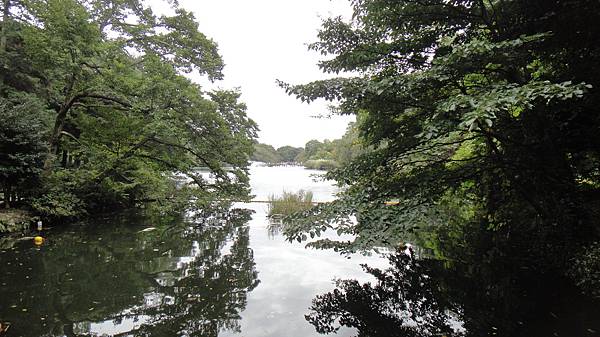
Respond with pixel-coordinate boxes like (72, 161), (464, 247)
(0, 164), (386, 337)
(2, 164), (600, 337)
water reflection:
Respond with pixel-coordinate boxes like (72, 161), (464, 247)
(1, 165), (390, 337)
(307, 249), (600, 337)
(266, 216), (284, 240)
(0, 210), (259, 337)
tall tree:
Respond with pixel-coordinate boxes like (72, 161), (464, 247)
(0, 0), (257, 215)
(281, 0), (600, 273)
(0, 95), (50, 207)
(276, 146), (303, 162)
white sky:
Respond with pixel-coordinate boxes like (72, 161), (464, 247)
(173, 0), (355, 148)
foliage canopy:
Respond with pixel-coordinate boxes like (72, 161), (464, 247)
(281, 0), (600, 275)
(0, 0), (257, 216)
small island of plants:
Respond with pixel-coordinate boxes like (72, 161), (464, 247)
(267, 190), (314, 218)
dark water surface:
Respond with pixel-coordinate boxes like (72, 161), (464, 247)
(0, 164), (385, 337)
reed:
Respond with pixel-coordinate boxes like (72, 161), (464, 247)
(267, 190), (314, 217)
(303, 159), (338, 171)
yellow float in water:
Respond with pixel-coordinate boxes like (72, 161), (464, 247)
(33, 236), (44, 246)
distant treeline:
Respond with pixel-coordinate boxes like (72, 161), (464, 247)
(251, 123), (364, 170)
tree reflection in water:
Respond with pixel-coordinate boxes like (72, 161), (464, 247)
(0, 209), (259, 337)
(307, 250), (600, 337)
(307, 253), (456, 337)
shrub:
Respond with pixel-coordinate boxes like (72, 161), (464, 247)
(29, 170), (89, 220)
(30, 189), (85, 219)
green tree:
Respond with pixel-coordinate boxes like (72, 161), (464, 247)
(0, 94), (50, 207)
(251, 143), (281, 163)
(303, 139), (324, 159)
(276, 145), (303, 162)
(0, 0), (257, 216)
(281, 0), (600, 275)
(329, 122), (364, 165)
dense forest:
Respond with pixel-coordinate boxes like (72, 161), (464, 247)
(0, 0), (257, 221)
(279, 0), (600, 326)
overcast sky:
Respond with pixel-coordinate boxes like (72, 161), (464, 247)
(172, 0), (355, 148)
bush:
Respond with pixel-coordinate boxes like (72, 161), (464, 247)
(267, 190), (314, 217)
(29, 170), (89, 220)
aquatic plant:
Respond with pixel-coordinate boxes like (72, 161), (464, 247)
(267, 190), (314, 217)
(303, 159), (338, 171)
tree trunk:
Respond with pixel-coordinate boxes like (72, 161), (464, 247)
(44, 104), (70, 171)
(4, 184), (10, 209)
(0, 0), (9, 54)
(61, 149), (68, 167)
(50, 107), (68, 154)
(0, 0), (11, 93)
